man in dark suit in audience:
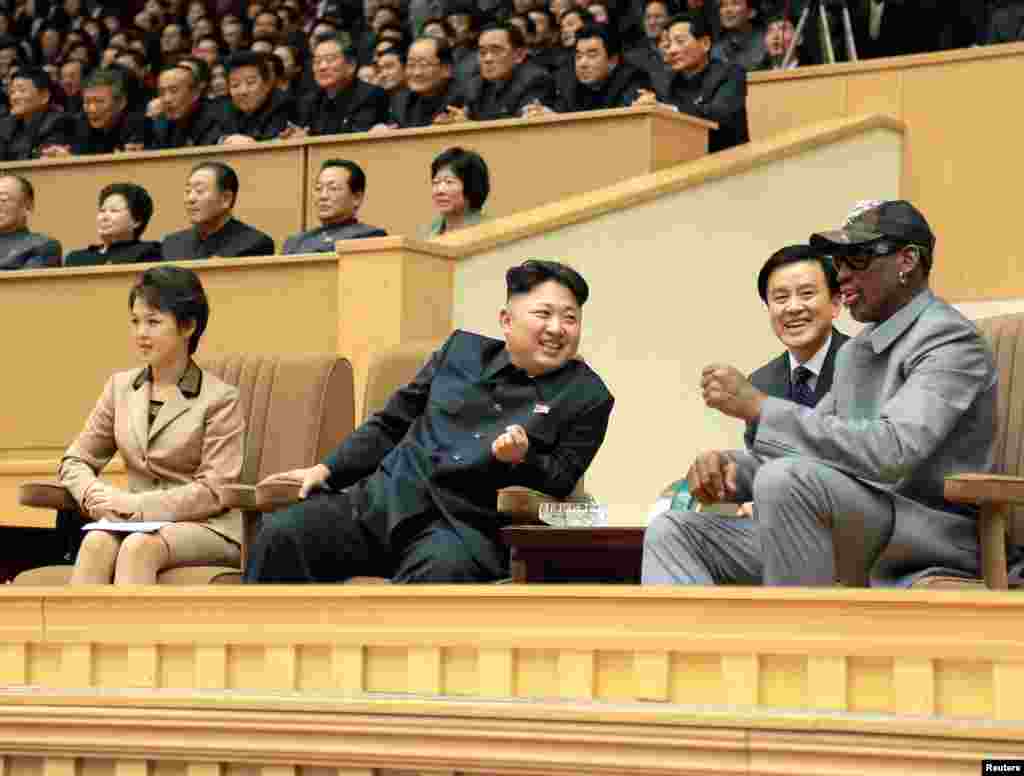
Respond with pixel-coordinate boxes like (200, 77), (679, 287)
(455, 23), (555, 121)
(161, 162), (275, 260)
(0, 68), (74, 160)
(0, 174), (62, 270)
(42, 68), (149, 156)
(282, 159), (387, 254)
(548, 24), (651, 113)
(218, 51), (297, 143)
(638, 11), (749, 152)
(744, 245), (850, 449)
(384, 36), (458, 129)
(285, 35), (389, 137)
(245, 259), (614, 584)
(150, 64), (225, 149)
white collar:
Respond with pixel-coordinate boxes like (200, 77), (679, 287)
(787, 332), (833, 377)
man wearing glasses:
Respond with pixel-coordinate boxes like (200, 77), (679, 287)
(282, 159), (386, 254)
(643, 200), (1008, 588)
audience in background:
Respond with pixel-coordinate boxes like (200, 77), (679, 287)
(64, 183), (162, 267)
(638, 12), (748, 153)
(162, 161), (274, 260)
(547, 23), (651, 113)
(0, 67), (72, 159)
(711, 0), (765, 71)
(761, 11), (801, 69)
(374, 45), (406, 95)
(424, 146), (490, 237)
(0, 174), (62, 270)
(625, 0), (671, 80)
(283, 159), (387, 254)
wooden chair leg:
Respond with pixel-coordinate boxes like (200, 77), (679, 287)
(979, 502), (1009, 591)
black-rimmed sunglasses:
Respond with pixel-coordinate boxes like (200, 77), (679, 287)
(829, 241), (914, 273)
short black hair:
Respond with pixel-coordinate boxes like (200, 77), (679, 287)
(431, 146), (490, 211)
(757, 244), (839, 303)
(560, 8), (593, 26)
(320, 158), (367, 196)
(190, 161), (240, 208)
(11, 67), (53, 93)
(411, 35), (453, 65)
(575, 22), (621, 56)
(83, 66), (129, 98)
(226, 49), (274, 80)
(375, 44), (406, 64)
(99, 182), (154, 240)
(129, 266), (210, 355)
(667, 11), (710, 40)
(479, 22), (526, 50)
(507, 260), (589, 306)
(178, 55), (211, 85)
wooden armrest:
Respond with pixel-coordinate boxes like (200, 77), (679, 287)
(18, 481), (77, 511)
(218, 484), (258, 510)
(945, 473), (1024, 505)
(254, 473), (304, 512)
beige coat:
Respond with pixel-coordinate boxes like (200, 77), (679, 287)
(58, 361), (244, 545)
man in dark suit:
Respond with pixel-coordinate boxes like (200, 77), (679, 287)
(457, 23), (556, 121)
(286, 35), (390, 137)
(0, 174), (62, 270)
(0, 68), (74, 161)
(549, 24), (652, 114)
(640, 12), (749, 153)
(245, 260), (615, 584)
(161, 162), (275, 260)
(282, 159), (387, 254)
(150, 64), (225, 149)
(744, 244), (850, 449)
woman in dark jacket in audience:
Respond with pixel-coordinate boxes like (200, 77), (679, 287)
(64, 183), (163, 266)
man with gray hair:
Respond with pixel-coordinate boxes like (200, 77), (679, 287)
(0, 175), (62, 270)
(42, 68), (149, 156)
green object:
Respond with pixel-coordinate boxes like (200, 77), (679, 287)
(664, 479), (695, 511)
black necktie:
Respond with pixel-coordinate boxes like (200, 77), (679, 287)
(791, 366), (816, 408)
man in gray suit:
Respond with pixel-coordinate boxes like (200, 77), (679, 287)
(0, 174), (62, 270)
(644, 201), (1000, 587)
(282, 159), (387, 255)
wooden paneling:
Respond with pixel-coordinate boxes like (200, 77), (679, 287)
(749, 43), (1024, 300)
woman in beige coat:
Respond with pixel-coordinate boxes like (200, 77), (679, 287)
(60, 266), (244, 584)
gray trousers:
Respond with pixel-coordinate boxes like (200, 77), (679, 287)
(642, 457), (896, 586)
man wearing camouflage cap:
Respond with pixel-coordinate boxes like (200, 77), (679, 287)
(644, 200), (1012, 587)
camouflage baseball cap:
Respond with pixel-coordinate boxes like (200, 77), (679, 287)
(810, 200), (935, 255)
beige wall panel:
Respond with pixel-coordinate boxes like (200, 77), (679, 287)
(157, 645), (195, 690)
(747, 77), (846, 140)
(845, 71), (902, 118)
(305, 110), (706, 238)
(513, 648), (558, 699)
(452, 131), (901, 523)
(934, 660), (993, 719)
(9, 144), (306, 254)
(668, 654), (722, 705)
(594, 650), (634, 701)
(297, 645), (332, 691)
(758, 655), (807, 709)
(7, 760), (41, 776)
(440, 646), (477, 697)
(899, 57), (1024, 301)
(364, 646), (408, 694)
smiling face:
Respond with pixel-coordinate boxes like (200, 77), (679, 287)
(83, 84), (125, 129)
(8, 76), (50, 118)
(836, 246), (916, 323)
(431, 164), (467, 217)
(575, 35), (616, 84)
(312, 39), (354, 92)
(131, 297), (194, 370)
(229, 63), (274, 113)
(406, 38), (450, 95)
(501, 279), (582, 377)
(766, 260), (839, 363)
(97, 193), (139, 246)
(374, 51), (404, 91)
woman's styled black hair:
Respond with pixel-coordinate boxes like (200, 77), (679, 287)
(129, 266), (210, 355)
(99, 182), (154, 239)
(430, 146), (490, 211)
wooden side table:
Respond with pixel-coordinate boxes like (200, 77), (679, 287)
(500, 526), (645, 583)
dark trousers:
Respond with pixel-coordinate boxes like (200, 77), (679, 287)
(243, 490), (497, 583)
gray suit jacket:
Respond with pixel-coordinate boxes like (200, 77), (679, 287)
(735, 290), (999, 585)
(281, 221), (388, 254)
(745, 328), (850, 449)
(0, 229), (62, 270)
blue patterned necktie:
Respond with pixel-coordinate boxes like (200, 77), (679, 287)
(791, 366), (816, 408)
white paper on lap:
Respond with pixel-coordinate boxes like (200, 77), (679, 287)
(83, 519), (170, 534)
